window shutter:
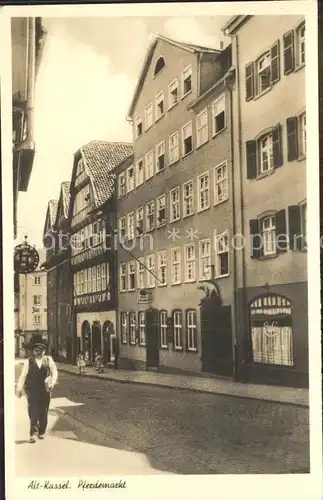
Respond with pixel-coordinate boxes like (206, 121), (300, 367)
(286, 117), (298, 161)
(275, 209), (288, 252)
(245, 62), (254, 101)
(246, 141), (257, 179)
(271, 40), (280, 84)
(288, 205), (301, 250)
(283, 30), (295, 74)
(272, 124), (283, 168)
(249, 219), (261, 259)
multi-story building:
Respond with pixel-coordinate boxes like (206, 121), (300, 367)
(16, 249), (47, 356)
(43, 182), (73, 362)
(116, 34), (236, 375)
(68, 140), (132, 364)
(12, 17), (46, 237)
(223, 15), (307, 387)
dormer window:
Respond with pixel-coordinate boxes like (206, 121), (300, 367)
(154, 56), (165, 76)
(182, 66), (192, 97)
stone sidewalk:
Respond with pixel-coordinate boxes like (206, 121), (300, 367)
(51, 362), (309, 408)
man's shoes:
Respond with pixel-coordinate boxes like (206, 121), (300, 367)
(38, 434), (45, 440)
(29, 435), (36, 443)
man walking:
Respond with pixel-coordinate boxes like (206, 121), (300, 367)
(16, 340), (58, 443)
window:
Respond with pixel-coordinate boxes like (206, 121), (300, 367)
(288, 203), (307, 252)
(245, 40), (280, 100)
(186, 310), (197, 351)
(129, 312), (136, 345)
(118, 172), (126, 197)
(199, 239), (211, 281)
(212, 95), (226, 136)
(154, 56), (165, 76)
(34, 276), (41, 285)
(286, 113), (306, 160)
(136, 206), (144, 235)
(183, 180), (194, 217)
(80, 270), (84, 294)
(84, 269), (88, 294)
(101, 264), (106, 291)
(261, 216), (276, 256)
(146, 201), (155, 232)
(157, 251), (167, 286)
(119, 217), (126, 242)
(121, 312), (128, 343)
(88, 268), (92, 293)
(138, 312), (146, 345)
(127, 212), (135, 240)
(160, 311), (168, 348)
(126, 165), (135, 192)
(283, 23), (305, 74)
(168, 79), (178, 109)
(136, 158), (144, 186)
(128, 261), (136, 291)
(182, 66), (192, 97)
(145, 103), (153, 130)
(215, 231), (229, 277)
(156, 141), (165, 172)
(171, 248), (181, 285)
(184, 244), (196, 282)
(250, 295), (293, 366)
(92, 267), (96, 293)
(182, 121), (193, 156)
(246, 125), (283, 179)
(33, 295), (41, 306)
(120, 263), (126, 291)
(145, 150), (154, 180)
(173, 311), (183, 350)
(197, 172), (210, 211)
(170, 187), (180, 222)
(169, 131), (179, 164)
(135, 116), (143, 138)
(155, 92), (164, 120)
(157, 194), (166, 227)
(214, 162), (228, 205)
(146, 254), (155, 288)
(250, 210), (288, 258)
(196, 109), (208, 147)
(137, 258), (145, 289)
(96, 265), (101, 292)
(33, 315), (42, 326)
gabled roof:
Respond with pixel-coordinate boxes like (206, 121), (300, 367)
(53, 181), (71, 229)
(221, 15), (251, 35)
(73, 140), (133, 210)
(43, 199), (58, 236)
(127, 33), (221, 119)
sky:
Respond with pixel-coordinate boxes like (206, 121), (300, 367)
(16, 15), (230, 248)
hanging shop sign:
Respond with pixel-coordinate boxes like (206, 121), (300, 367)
(14, 239), (39, 274)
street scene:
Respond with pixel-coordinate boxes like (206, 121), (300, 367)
(9, 9), (317, 481)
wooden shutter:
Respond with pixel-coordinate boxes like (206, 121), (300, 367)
(245, 62), (254, 101)
(288, 205), (301, 250)
(249, 219), (261, 259)
(275, 209), (288, 252)
(271, 40), (280, 83)
(272, 124), (283, 168)
(283, 30), (295, 74)
(286, 117), (298, 161)
(246, 141), (257, 179)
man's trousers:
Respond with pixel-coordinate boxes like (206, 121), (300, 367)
(27, 390), (50, 436)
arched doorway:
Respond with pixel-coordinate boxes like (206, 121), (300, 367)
(250, 294), (293, 367)
(81, 320), (91, 363)
(102, 320), (116, 364)
(91, 321), (102, 362)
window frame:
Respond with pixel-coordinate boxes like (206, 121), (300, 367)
(160, 310), (168, 348)
(118, 172), (126, 198)
(129, 312), (137, 345)
(136, 206), (144, 235)
(170, 186), (181, 223)
(173, 310), (183, 350)
(145, 150), (154, 180)
(196, 108), (209, 148)
(171, 247), (182, 285)
(126, 165), (135, 193)
(127, 212), (135, 241)
(181, 65), (192, 98)
(261, 215), (276, 257)
(155, 91), (165, 121)
(156, 194), (166, 227)
(145, 201), (155, 232)
(215, 230), (230, 278)
(136, 158), (144, 186)
(186, 309), (198, 352)
(182, 179), (194, 218)
(119, 216), (126, 242)
(199, 239), (211, 281)
(137, 258), (145, 290)
(169, 131), (179, 165)
(182, 121), (193, 157)
(138, 311), (146, 346)
(146, 254), (156, 289)
(120, 312), (128, 344)
(197, 171), (210, 212)
(157, 250), (168, 287)
(135, 115), (143, 138)
(212, 94), (226, 137)
(295, 22), (305, 68)
(127, 261), (136, 291)
(145, 102), (153, 130)
(214, 161), (229, 205)
(168, 78), (179, 109)
(156, 140), (165, 173)
(184, 243), (196, 283)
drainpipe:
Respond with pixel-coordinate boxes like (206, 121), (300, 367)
(224, 73), (237, 379)
(232, 33), (248, 374)
(17, 17), (36, 154)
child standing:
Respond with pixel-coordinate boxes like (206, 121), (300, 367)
(77, 352), (86, 374)
(95, 351), (104, 373)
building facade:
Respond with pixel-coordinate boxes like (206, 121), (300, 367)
(116, 34), (237, 376)
(15, 249), (48, 356)
(223, 15), (307, 387)
(68, 141), (132, 364)
(43, 183), (73, 362)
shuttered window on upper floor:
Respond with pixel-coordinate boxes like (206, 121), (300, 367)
(245, 40), (280, 101)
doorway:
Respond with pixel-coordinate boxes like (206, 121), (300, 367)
(91, 322), (102, 362)
(145, 308), (159, 371)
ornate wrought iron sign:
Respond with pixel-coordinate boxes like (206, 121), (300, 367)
(14, 236), (39, 274)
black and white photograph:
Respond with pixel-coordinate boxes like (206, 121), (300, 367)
(1, 2), (322, 499)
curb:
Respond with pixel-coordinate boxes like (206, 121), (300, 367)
(58, 366), (309, 409)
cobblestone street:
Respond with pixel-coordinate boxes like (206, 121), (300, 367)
(15, 367), (310, 475)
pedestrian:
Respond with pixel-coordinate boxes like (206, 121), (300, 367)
(77, 352), (86, 375)
(16, 340), (58, 443)
(95, 351), (104, 373)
